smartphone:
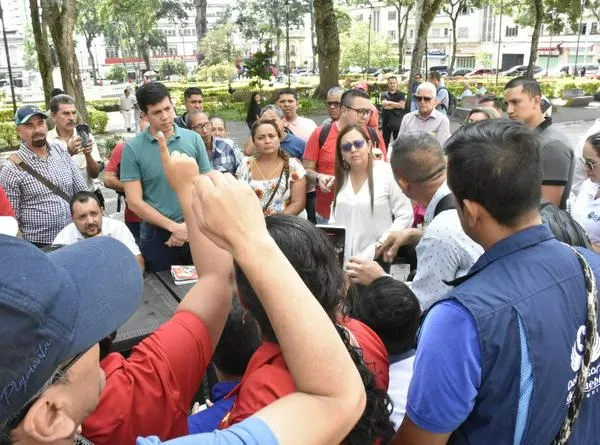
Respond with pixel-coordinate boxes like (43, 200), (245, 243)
(76, 124), (91, 148)
(317, 225), (345, 266)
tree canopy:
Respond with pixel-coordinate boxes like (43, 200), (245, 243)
(339, 19), (395, 71)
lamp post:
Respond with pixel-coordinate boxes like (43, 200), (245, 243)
(367, 5), (373, 80)
(574, 0), (584, 77)
(0, 0), (16, 114)
(495, 0), (504, 86)
(285, 0), (291, 87)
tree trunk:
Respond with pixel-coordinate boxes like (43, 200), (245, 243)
(399, 5), (411, 71)
(397, 5), (402, 72)
(43, 0), (88, 122)
(194, 0), (208, 43)
(310, 1), (317, 72)
(30, 0), (54, 109)
(85, 36), (98, 86)
(526, 0), (543, 78)
(313, 0), (339, 98)
(276, 27), (282, 67)
(449, 16), (458, 75)
(408, 0), (444, 102)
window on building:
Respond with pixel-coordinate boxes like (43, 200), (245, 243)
(592, 22), (599, 34)
(357, 14), (363, 21)
(505, 26), (518, 37)
(168, 47), (177, 56)
(458, 27), (469, 38)
(409, 29), (414, 38)
(388, 10), (396, 20)
(431, 28), (440, 37)
(580, 23), (587, 35)
(444, 28), (449, 37)
(290, 44), (296, 57)
(105, 47), (119, 58)
(389, 30), (396, 40)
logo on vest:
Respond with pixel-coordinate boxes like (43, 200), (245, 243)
(566, 325), (600, 404)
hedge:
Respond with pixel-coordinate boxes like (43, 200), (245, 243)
(87, 108), (109, 134)
(0, 122), (18, 149)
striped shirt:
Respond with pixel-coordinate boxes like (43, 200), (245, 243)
(209, 137), (242, 175)
(0, 141), (88, 244)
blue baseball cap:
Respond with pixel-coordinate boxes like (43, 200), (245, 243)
(15, 105), (47, 126)
(0, 235), (143, 423)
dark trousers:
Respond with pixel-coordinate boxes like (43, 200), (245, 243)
(140, 222), (192, 272)
(383, 126), (400, 148)
(306, 191), (317, 224)
(126, 221), (141, 247)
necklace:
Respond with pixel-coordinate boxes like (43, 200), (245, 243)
(252, 157), (282, 180)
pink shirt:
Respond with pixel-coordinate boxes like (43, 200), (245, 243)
(285, 116), (318, 141)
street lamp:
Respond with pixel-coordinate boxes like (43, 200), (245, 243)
(285, 0), (291, 87)
(179, 25), (186, 59)
(0, 1), (16, 114)
(574, 0), (585, 77)
(367, 4), (373, 80)
(495, 0), (504, 86)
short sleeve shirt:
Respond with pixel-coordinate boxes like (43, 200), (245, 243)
(120, 126), (212, 223)
(82, 311), (213, 445)
(399, 110), (451, 146)
(106, 142), (143, 223)
(381, 91), (406, 129)
(285, 116), (317, 141)
(0, 185), (15, 217)
(436, 87), (450, 115)
(236, 157), (306, 216)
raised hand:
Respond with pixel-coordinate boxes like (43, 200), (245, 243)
(157, 130), (200, 195)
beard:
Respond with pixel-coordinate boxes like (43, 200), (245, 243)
(30, 136), (47, 148)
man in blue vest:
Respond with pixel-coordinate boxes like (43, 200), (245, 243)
(393, 119), (600, 444)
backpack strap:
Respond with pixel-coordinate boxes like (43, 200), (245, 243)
(433, 193), (456, 218)
(318, 123), (332, 150)
(8, 153), (72, 203)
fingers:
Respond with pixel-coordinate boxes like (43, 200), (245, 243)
(156, 131), (170, 165)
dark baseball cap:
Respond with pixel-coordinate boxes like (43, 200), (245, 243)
(15, 105), (47, 126)
(0, 235), (143, 423)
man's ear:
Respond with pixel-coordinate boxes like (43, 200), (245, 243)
(21, 394), (76, 443)
(461, 199), (483, 229)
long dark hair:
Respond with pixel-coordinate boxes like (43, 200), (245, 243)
(334, 124), (375, 213)
(246, 92), (262, 126)
(235, 215), (394, 444)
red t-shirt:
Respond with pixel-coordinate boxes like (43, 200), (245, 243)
(0, 186), (15, 217)
(220, 316), (389, 428)
(82, 311), (212, 445)
(106, 142), (142, 223)
(304, 123), (387, 219)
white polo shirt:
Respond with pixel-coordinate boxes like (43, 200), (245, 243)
(53, 216), (141, 256)
(572, 179), (600, 244)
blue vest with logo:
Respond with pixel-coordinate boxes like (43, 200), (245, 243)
(442, 225), (600, 444)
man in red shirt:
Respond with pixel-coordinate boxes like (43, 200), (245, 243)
(82, 132), (234, 445)
(304, 89), (387, 223)
(0, 185), (18, 236)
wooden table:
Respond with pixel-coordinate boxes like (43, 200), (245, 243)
(155, 270), (195, 302)
(112, 273), (179, 352)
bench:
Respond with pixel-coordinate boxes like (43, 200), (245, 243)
(562, 88), (593, 107)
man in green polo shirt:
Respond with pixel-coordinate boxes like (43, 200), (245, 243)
(121, 82), (211, 272)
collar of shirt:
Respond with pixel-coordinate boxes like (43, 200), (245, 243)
(212, 137), (232, 154)
(73, 218), (110, 241)
(535, 116), (553, 134)
(446, 224), (554, 286)
(143, 125), (182, 143)
(416, 110), (439, 122)
(47, 127), (76, 144)
(211, 381), (239, 403)
(18, 141), (60, 162)
(424, 181), (452, 225)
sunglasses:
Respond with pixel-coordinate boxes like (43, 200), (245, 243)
(341, 139), (367, 152)
(326, 101), (341, 107)
(580, 158), (599, 171)
(415, 96), (433, 102)
(344, 105), (372, 118)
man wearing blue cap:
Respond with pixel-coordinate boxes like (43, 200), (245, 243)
(0, 105), (88, 248)
(0, 235), (143, 444)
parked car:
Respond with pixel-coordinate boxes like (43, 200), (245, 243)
(498, 65), (542, 77)
(451, 68), (472, 77)
(465, 68), (497, 77)
(429, 65), (448, 76)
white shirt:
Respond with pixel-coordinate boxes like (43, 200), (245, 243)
(53, 216), (141, 257)
(572, 179), (600, 244)
(47, 127), (102, 190)
(569, 118), (600, 208)
(410, 182), (484, 310)
(120, 94), (136, 111)
(331, 161), (413, 263)
(388, 354), (415, 431)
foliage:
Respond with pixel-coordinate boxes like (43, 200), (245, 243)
(99, 134), (126, 158)
(198, 24), (243, 66)
(23, 25), (38, 70)
(88, 99), (121, 112)
(0, 122), (18, 149)
(106, 66), (127, 82)
(244, 50), (277, 88)
(195, 64), (238, 83)
(158, 59), (189, 79)
(77, 0), (105, 48)
(87, 108), (109, 134)
(339, 19), (395, 71)
(476, 52), (493, 68)
(0, 108), (15, 122)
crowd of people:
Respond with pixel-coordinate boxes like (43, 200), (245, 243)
(0, 72), (599, 445)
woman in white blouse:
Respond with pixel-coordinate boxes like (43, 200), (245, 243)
(572, 132), (600, 252)
(331, 124), (413, 263)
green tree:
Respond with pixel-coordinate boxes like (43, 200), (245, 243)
(29, 0), (54, 109)
(340, 19), (395, 71)
(244, 49), (276, 88)
(314, 0), (340, 98)
(198, 23), (242, 66)
(23, 25), (38, 71)
(442, 0), (468, 75)
(194, 0), (208, 42)
(77, 0), (105, 85)
(106, 65), (127, 82)
(158, 59), (188, 79)
(386, 0), (414, 71)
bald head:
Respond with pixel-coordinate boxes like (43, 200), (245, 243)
(390, 132), (446, 184)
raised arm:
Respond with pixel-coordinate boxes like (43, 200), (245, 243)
(192, 171), (366, 445)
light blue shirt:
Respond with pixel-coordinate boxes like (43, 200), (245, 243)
(137, 417), (278, 445)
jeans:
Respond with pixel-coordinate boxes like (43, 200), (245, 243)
(315, 213), (329, 225)
(306, 191), (317, 224)
(140, 222), (192, 272)
(126, 221), (141, 247)
(382, 127), (400, 147)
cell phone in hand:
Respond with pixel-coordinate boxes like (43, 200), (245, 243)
(76, 124), (91, 148)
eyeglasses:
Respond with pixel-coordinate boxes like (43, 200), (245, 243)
(344, 105), (372, 118)
(341, 139), (366, 152)
(326, 101), (341, 107)
(192, 122), (212, 131)
(2, 350), (87, 431)
(415, 96), (433, 102)
(580, 158), (599, 170)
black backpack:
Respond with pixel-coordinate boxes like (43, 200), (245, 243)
(437, 87), (456, 116)
(318, 122), (380, 149)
